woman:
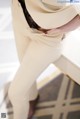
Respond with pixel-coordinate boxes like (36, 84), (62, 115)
(8, 0), (80, 119)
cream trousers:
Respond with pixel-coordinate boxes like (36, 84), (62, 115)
(8, 0), (64, 119)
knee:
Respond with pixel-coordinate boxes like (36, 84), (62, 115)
(8, 83), (28, 104)
(8, 85), (15, 103)
(8, 84), (20, 104)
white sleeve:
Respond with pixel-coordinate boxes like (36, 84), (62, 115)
(25, 0), (79, 29)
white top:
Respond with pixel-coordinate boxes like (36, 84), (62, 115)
(25, 0), (79, 29)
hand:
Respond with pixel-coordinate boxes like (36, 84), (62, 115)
(46, 28), (61, 34)
(38, 27), (58, 34)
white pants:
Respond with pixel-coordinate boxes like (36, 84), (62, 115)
(8, 0), (64, 119)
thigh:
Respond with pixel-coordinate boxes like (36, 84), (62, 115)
(8, 36), (62, 99)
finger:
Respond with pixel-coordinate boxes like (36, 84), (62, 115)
(47, 29), (60, 34)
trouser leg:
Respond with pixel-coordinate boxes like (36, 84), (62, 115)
(13, 25), (39, 101)
(8, 36), (62, 119)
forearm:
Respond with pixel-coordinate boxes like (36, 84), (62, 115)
(47, 14), (80, 34)
(57, 14), (80, 33)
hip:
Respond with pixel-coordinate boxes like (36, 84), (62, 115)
(11, 0), (65, 44)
